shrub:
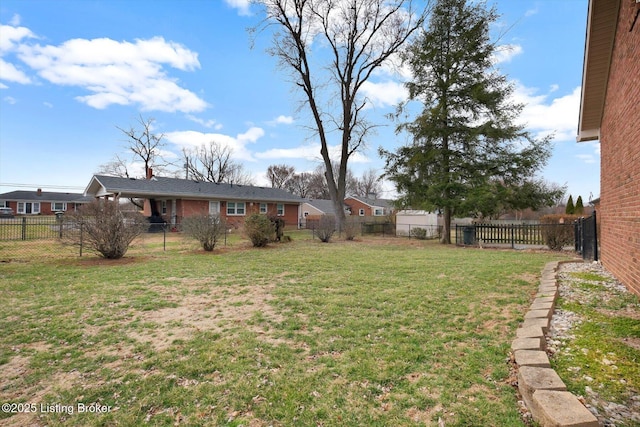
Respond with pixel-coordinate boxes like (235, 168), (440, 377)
(64, 200), (146, 259)
(316, 215), (336, 243)
(565, 195), (575, 215)
(343, 217), (360, 241)
(181, 214), (226, 251)
(410, 227), (427, 240)
(540, 214), (579, 251)
(575, 196), (585, 215)
(244, 213), (275, 247)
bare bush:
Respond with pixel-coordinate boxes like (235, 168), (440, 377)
(343, 217), (360, 241)
(181, 214), (226, 251)
(244, 214), (275, 247)
(64, 200), (146, 259)
(540, 214), (579, 251)
(316, 215), (336, 243)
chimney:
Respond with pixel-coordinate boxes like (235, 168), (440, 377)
(146, 168), (153, 180)
(37, 188), (42, 196)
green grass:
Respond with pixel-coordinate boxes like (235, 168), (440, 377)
(552, 267), (640, 424)
(0, 235), (567, 426)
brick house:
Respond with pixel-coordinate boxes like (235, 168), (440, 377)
(84, 175), (303, 228)
(577, 0), (640, 294)
(344, 196), (394, 218)
(0, 189), (92, 215)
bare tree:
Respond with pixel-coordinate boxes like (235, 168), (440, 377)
(351, 168), (382, 198)
(182, 141), (254, 185)
(98, 154), (133, 178)
(255, 0), (427, 230)
(267, 164), (296, 188)
(98, 115), (172, 209)
(116, 115), (171, 178)
(286, 172), (312, 198)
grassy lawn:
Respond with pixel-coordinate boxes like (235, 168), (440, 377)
(0, 235), (568, 426)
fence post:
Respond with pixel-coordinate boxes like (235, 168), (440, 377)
(592, 211), (598, 261)
(511, 225), (515, 249)
(21, 217), (26, 241)
(79, 222), (83, 257)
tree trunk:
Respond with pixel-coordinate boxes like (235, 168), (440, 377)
(441, 206), (452, 244)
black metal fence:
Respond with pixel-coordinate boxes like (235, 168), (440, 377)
(0, 216), (66, 240)
(575, 212), (598, 261)
(454, 222), (575, 248)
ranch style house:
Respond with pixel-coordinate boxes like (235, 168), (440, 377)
(84, 174), (304, 228)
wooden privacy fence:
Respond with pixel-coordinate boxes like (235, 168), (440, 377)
(455, 222), (575, 248)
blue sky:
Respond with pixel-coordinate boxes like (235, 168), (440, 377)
(0, 0), (599, 204)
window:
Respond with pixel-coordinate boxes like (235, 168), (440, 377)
(161, 200), (167, 214)
(17, 202), (40, 214)
(226, 201), (245, 215)
(209, 201), (220, 215)
(259, 203), (267, 214)
(374, 208), (384, 216)
(277, 203), (284, 216)
(51, 202), (67, 212)
(0, 201), (7, 208)
(359, 208), (365, 216)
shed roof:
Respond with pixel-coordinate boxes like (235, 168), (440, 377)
(84, 175), (303, 203)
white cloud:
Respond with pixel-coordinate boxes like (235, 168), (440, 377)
(513, 83), (581, 142)
(186, 114), (223, 129)
(268, 115), (294, 125)
(6, 27), (207, 112)
(165, 126), (265, 162)
(525, 6), (539, 17)
(224, 0), (252, 16)
(0, 22), (37, 84)
(576, 154), (596, 164)
(492, 44), (523, 65)
(3, 96), (16, 104)
(255, 142), (370, 164)
(360, 80), (407, 109)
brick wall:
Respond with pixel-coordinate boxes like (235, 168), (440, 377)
(147, 198), (300, 229)
(599, 1), (640, 295)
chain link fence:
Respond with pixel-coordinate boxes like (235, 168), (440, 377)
(0, 216), (318, 261)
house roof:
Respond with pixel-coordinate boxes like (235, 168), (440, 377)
(0, 190), (92, 203)
(346, 196), (394, 210)
(84, 175), (303, 203)
(303, 199), (337, 214)
(577, 0), (620, 142)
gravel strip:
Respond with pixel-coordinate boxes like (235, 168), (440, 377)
(549, 262), (640, 427)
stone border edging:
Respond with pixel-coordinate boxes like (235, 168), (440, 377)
(511, 261), (599, 427)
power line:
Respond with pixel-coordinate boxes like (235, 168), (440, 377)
(0, 182), (85, 190)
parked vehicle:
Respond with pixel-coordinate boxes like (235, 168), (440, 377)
(0, 207), (14, 218)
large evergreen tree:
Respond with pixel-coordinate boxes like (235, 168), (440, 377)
(381, 0), (552, 243)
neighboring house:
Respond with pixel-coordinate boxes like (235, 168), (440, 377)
(344, 196), (394, 217)
(84, 175), (304, 228)
(577, 0), (639, 295)
(299, 199), (349, 227)
(0, 189), (92, 215)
